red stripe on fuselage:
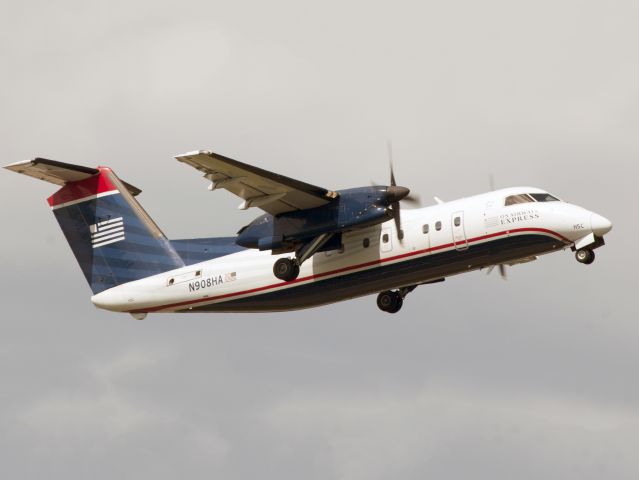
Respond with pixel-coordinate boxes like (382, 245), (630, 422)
(132, 227), (571, 313)
(47, 167), (117, 207)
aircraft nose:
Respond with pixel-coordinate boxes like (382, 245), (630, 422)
(590, 213), (612, 236)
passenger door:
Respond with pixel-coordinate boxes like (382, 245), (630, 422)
(451, 211), (468, 250)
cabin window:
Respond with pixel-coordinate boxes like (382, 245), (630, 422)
(168, 278), (175, 286)
(529, 193), (560, 202)
(454, 216), (461, 227)
(382, 233), (389, 243)
(504, 194), (534, 206)
(422, 224), (429, 234)
(363, 238), (370, 248)
(398, 229), (404, 240)
(435, 221), (442, 231)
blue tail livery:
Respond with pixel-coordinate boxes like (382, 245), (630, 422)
(10, 158), (185, 294)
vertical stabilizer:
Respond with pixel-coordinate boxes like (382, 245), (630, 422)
(6, 158), (184, 293)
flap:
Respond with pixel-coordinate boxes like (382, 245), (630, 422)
(175, 150), (337, 215)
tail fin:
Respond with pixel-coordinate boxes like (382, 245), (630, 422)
(5, 158), (184, 293)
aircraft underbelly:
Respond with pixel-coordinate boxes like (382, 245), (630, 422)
(183, 233), (563, 313)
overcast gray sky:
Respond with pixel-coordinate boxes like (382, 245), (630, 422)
(1, 1), (638, 478)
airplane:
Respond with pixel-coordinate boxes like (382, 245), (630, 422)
(5, 150), (612, 319)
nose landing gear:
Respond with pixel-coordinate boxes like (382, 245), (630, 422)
(377, 290), (403, 313)
(575, 248), (595, 265)
(376, 285), (417, 313)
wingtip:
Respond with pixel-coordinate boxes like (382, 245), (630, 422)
(174, 149), (212, 160)
(4, 159), (36, 171)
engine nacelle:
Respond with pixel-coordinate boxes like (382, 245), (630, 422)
(257, 235), (285, 251)
(236, 186), (394, 251)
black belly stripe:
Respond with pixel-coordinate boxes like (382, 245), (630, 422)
(179, 233), (563, 313)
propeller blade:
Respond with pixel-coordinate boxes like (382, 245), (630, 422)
(392, 201), (403, 240)
(486, 264), (508, 279)
(402, 194), (421, 206)
(387, 141), (397, 187)
(499, 264), (507, 279)
(390, 165), (397, 187)
(384, 143), (413, 241)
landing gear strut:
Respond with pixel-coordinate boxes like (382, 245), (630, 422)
(273, 257), (300, 281)
(272, 232), (335, 282)
(575, 248), (595, 265)
(376, 285), (416, 314)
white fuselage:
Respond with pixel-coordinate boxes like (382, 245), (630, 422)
(91, 187), (610, 314)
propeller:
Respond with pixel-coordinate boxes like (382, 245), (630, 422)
(384, 142), (420, 241)
(486, 263), (507, 280)
(485, 173), (506, 279)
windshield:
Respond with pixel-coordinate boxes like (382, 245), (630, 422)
(505, 192), (560, 206)
(505, 194), (534, 206)
(529, 193), (560, 202)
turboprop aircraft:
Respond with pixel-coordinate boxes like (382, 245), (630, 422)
(5, 151), (612, 319)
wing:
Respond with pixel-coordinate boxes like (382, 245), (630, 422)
(175, 150), (338, 215)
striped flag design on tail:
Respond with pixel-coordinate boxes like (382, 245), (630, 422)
(90, 217), (125, 248)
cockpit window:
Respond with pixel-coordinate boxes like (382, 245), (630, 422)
(529, 193), (560, 202)
(504, 194), (534, 206)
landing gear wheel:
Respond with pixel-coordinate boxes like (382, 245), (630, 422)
(575, 249), (595, 265)
(377, 290), (403, 313)
(273, 258), (300, 281)
(387, 296), (403, 314)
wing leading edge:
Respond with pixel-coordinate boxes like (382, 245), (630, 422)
(175, 150), (338, 215)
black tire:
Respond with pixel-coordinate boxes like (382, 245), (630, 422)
(377, 290), (402, 313)
(575, 249), (595, 265)
(291, 263), (300, 279)
(387, 296), (403, 314)
(273, 258), (299, 281)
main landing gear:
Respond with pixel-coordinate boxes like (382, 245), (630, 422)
(273, 257), (300, 282)
(376, 285), (416, 314)
(272, 232), (335, 282)
(575, 248), (595, 265)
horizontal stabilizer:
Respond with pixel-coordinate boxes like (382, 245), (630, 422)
(5, 158), (141, 196)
